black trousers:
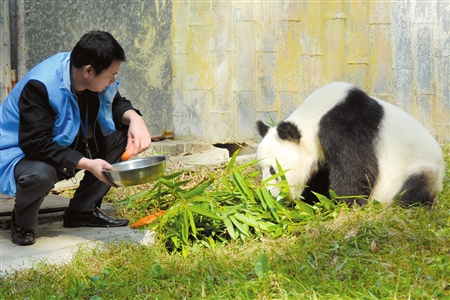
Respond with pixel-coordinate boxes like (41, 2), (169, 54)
(13, 129), (127, 230)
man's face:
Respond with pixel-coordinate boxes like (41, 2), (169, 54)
(86, 60), (121, 92)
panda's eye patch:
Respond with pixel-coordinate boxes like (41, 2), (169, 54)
(270, 166), (276, 176)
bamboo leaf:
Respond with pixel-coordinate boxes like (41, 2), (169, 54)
(187, 210), (197, 238)
(163, 171), (185, 180)
(231, 172), (255, 203)
(155, 182), (166, 209)
(181, 245), (189, 258)
(285, 209), (312, 220)
(118, 189), (154, 207)
(241, 223), (249, 239)
(272, 225), (284, 237)
(221, 175), (232, 192)
(124, 190), (150, 202)
(260, 188), (281, 221)
(223, 216), (237, 240)
(182, 211), (189, 244)
(159, 202), (185, 227)
(171, 236), (180, 249)
(232, 158), (260, 172)
(172, 179), (191, 188)
(294, 200), (315, 215)
(312, 191), (335, 211)
(226, 149), (239, 173)
(228, 215), (250, 237)
(255, 189), (267, 210)
(184, 180), (214, 198)
(234, 213), (268, 231)
(275, 159), (288, 183)
(245, 170), (260, 179)
(187, 204), (222, 220)
(159, 177), (176, 188)
(329, 189), (338, 200)
(261, 169), (288, 186)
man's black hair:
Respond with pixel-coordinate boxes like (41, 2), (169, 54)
(71, 31), (126, 75)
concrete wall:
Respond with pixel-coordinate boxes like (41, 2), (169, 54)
(172, 1), (450, 143)
(5, 0), (450, 144)
(9, 0), (173, 137)
(0, 0), (12, 100)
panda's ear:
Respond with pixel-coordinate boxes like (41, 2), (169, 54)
(257, 120), (270, 137)
(277, 121), (301, 143)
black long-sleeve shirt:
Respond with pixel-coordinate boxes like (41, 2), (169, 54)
(18, 79), (136, 179)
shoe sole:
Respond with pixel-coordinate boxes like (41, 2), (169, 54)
(12, 238), (36, 246)
(63, 222), (129, 228)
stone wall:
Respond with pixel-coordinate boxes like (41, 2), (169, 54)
(172, 1), (450, 143)
(10, 0), (173, 137)
(6, 1), (450, 143)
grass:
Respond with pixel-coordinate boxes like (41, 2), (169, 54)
(1, 144), (449, 300)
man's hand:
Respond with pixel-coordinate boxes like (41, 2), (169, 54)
(121, 109), (152, 157)
(76, 157), (117, 186)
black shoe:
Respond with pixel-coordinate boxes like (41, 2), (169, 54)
(11, 212), (36, 246)
(63, 208), (129, 228)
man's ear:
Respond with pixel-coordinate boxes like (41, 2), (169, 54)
(84, 65), (94, 77)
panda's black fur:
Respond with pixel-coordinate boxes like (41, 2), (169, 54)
(256, 82), (445, 206)
(319, 88), (383, 205)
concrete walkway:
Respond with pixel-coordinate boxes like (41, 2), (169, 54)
(0, 144), (256, 276)
(0, 221), (154, 276)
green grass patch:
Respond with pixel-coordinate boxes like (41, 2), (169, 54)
(1, 144), (449, 299)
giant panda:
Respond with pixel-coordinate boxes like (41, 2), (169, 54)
(256, 81), (445, 206)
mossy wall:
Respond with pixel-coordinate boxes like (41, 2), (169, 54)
(16, 0), (173, 137)
(9, 1), (450, 143)
(172, 1), (449, 143)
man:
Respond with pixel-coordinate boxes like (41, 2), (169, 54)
(0, 31), (151, 246)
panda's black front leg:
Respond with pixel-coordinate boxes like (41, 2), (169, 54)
(302, 167), (330, 205)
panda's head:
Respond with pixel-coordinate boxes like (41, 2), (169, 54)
(256, 120), (317, 199)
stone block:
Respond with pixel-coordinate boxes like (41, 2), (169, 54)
(233, 21), (256, 91)
(257, 52), (277, 111)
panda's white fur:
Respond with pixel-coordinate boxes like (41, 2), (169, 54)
(257, 81), (445, 205)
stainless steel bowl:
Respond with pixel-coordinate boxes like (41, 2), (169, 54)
(103, 156), (166, 187)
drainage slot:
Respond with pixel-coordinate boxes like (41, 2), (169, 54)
(213, 143), (254, 157)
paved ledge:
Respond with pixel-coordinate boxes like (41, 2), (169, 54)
(147, 140), (213, 157)
(0, 221), (154, 276)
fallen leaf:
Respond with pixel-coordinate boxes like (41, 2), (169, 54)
(370, 240), (377, 252)
(151, 131), (174, 141)
(344, 227), (358, 239)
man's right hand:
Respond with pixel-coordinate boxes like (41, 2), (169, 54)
(76, 157), (116, 186)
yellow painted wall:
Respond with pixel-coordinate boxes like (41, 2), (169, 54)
(172, 1), (450, 143)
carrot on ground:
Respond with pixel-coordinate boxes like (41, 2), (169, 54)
(130, 210), (166, 229)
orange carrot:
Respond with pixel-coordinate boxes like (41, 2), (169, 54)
(130, 210), (166, 229)
(121, 143), (135, 161)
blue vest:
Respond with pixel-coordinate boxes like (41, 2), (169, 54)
(0, 52), (120, 196)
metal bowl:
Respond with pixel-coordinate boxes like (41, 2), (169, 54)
(103, 156), (166, 187)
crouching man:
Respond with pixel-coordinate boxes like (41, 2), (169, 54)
(0, 31), (151, 245)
